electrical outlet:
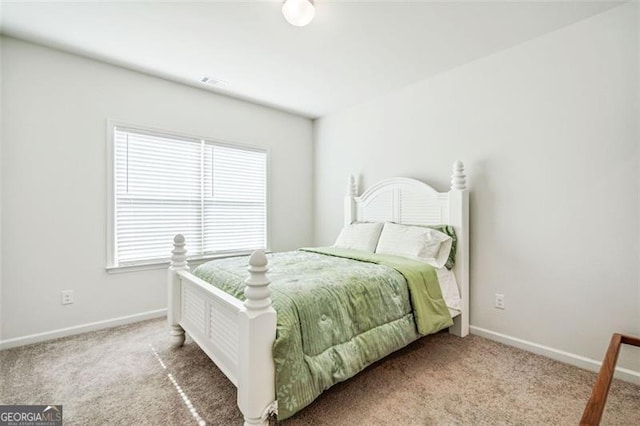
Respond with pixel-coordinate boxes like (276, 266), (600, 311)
(61, 290), (74, 305)
(495, 293), (505, 309)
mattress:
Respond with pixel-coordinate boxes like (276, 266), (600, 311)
(436, 267), (461, 315)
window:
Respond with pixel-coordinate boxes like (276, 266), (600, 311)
(108, 125), (267, 268)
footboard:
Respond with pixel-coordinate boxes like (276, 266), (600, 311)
(168, 235), (277, 426)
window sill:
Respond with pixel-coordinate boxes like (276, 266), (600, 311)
(106, 250), (272, 274)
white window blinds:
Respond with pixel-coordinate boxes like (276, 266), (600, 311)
(113, 126), (267, 266)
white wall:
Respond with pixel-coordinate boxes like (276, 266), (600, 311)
(314, 3), (639, 372)
(0, 37), (313, 342)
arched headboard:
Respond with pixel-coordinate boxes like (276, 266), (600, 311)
(343, 161), (469, 337)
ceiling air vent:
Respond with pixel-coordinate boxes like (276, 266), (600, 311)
(200, 76), (227, 86)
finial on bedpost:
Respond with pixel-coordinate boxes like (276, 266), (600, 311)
(345, 175), (358, 225)
(244, 250), (272, 311)
(169, 234), (188, 348)
(450, 160), (467, 191)
(171, 234), (188, 269)
(347, 175), (358, 197)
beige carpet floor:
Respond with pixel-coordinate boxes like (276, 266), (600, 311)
(0, 318), (638, 425)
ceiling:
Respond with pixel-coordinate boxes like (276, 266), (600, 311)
(0, 0), (622, 118)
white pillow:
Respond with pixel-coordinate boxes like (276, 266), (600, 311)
(375, 222), (452, 268)
(334, 222), (384, 253)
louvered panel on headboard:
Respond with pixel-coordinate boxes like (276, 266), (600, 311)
(354, 177), (448, 226)
(358, 190), (394, 222)
(399, 191), (449, 225)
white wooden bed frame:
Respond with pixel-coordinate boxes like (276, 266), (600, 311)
(168, 161), (469, 426)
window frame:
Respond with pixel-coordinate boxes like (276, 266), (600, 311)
(106, 120), (270, 273)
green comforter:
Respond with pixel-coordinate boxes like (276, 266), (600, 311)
(193, 248), (452, 420)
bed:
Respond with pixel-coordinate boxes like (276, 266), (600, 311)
(167, 161), (469, 425)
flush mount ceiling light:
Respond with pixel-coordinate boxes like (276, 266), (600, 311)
(282, 0), (315, 27)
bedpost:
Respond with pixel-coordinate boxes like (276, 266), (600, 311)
(448, 160), (470, 337)
(168, 234), (189, 347)
(237, 250), (277, 426)
(344, 174), (358, 225)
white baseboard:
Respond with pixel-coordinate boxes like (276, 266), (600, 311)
(0, 308), (167, 350)
(470, 326), (640, 385)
